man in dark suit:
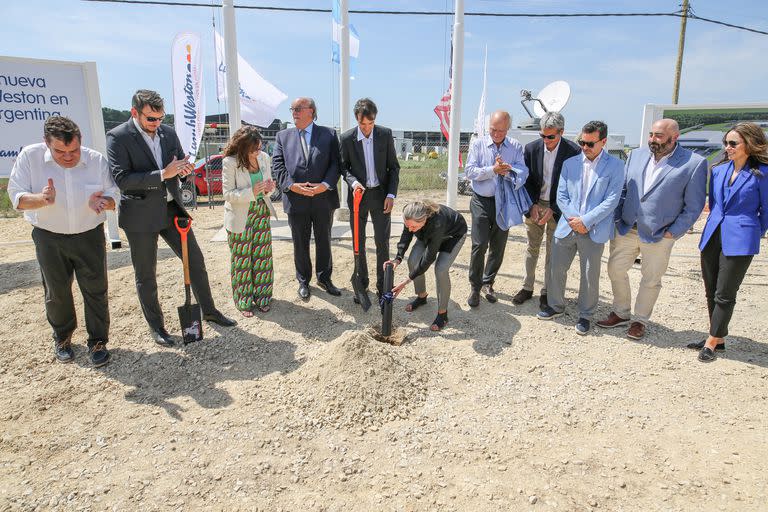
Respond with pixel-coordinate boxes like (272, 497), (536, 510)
(339, 98), (400, 300)
(106, 89), (236, 347)
(272, 97), (341, 300)
(515, 111), (581, 309)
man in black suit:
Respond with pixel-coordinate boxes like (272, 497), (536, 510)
(272, 97), (341, 300)
(340, 98), (400, 300)
(106, 89), (236, 347)
(514, 111), (581, 309)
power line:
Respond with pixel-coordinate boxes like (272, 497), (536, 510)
(81, 0), (768, 36)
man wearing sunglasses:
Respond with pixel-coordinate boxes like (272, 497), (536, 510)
(538, 121), (624, 335)
(596, 119), (707, 340)
(107, 89), (237, 347)
(515, 111), (581, 309)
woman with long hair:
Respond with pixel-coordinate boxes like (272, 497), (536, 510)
(388, 200), (467, 331)
(222, 126), (278, 316)
(689, 122), (768, 361)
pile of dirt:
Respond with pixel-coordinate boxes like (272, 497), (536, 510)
(274, 329), (429, 431)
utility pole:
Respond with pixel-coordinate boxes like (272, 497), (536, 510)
(672, 0), (690, 104)
(336, 0), (350, 220)
(222, 0), (241, 136)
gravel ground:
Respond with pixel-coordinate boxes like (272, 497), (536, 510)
(1, 190), (767, 511)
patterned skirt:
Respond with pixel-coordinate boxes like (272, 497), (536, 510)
(227, 199), (273, 311)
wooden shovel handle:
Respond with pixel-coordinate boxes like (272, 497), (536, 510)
(174, 217), (192, 286)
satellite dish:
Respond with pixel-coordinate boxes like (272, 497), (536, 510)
(533, 81), (571, 117)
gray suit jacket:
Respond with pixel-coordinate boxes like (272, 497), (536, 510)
(106, 119), (188, 232)
(616, 144), (707, 242)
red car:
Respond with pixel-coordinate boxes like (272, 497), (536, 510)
(181, 155), (223, 204)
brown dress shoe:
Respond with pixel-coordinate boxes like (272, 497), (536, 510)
(481, 285), (498, 303)
(596, 312), (630, 329)
(511, 288), (533, 305)
(627, 321), (645, 340)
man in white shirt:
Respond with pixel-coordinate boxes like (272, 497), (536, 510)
(7, 116), (119, 367)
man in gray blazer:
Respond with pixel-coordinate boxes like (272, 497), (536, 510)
(272, 97), (341, 300)
(596, 119), (707, 339)
(339, 98), (400, 300)
(107, 89), (236, 347)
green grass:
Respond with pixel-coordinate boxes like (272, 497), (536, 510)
(0, 179), (19, 217)
(397, 154), (468, 190)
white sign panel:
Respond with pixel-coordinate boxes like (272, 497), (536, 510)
(171, 32), (205, 160)
(0, 56), (105, 178)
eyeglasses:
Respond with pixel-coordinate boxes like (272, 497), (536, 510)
(540, 133), (558, 140)
(289, 106), (309, 113)
(723, 140), (741, 148)
(577, 139), (599, 148)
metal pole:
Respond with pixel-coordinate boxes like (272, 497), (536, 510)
(222, 0), (241, 135)
(446, 0), (464, 208)
(672, 0), (689, 104)
(336, 0), (351, 220)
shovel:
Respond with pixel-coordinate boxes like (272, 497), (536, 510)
(351, 188), (372, 311)
(174, 216), (203, 344)
(381, 262), (394, 337)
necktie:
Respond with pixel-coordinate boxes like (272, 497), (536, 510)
(299, 129), (309, 161)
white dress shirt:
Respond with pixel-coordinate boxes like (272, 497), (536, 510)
(643, 146), (675, 194)
(580, 150), (603, 214)
(541, 140), (561, 200)
(8, 143), (120, 234)
(133, 117), (175, 201)
(351, 127), (395, 199)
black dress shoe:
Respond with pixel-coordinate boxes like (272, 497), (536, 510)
(467, 289), (480, 307)
(203, 310), (237, 327)
(53, 337), (74, 363)
(698, 347), (717, 362)
(317, 280), (342, 296)
(298, 284), (310, 300)
(150, 327), (174, 347)
(687, 339), (726, 351)
(512, 288), (533, 305)
(89, 342), (111, 368)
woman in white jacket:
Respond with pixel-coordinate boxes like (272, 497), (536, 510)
(222, 126), (278, 315)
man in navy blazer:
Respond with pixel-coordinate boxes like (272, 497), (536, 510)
(597, 119), (707, 340)
(272, 97), (341, 300)
(538, 121), (624, 335)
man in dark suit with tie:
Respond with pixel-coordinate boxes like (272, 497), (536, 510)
(106, 89), (236, 347)
(339, 98), (400, 300)
(514, 111), (581, 309)
(272, 97), (341, 300)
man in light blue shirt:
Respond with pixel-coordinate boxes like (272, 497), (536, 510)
(464, 111), (528, 306)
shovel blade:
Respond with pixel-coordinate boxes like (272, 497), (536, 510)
(351, 260), (372, 312)
(178, 303), (203, 344)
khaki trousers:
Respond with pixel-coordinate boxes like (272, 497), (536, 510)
(606, 228), (675, 325)
(522, 199), (557, 293)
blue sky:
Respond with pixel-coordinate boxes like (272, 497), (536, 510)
(2, 0), (768, 144)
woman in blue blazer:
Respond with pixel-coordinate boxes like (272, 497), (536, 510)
(691, 122), (768, 362)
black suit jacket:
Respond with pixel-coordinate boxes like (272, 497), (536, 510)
(271, 124), (341, 215)
(523, 137), (581, 220)
(339, 125), (400, 206)
(106, 120), (188, 232)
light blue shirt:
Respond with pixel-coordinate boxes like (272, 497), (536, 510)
(298, 122), (331, 190)
(465, 135), (528, 197)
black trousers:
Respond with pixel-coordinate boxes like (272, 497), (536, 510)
(32, 225), (109, 347)
(348, 186), (391, 293)
(469, 193), (509, 290)
(287, 206), (334, 285)
(700, 226), (754, 338)
(125, 202), (216, 331)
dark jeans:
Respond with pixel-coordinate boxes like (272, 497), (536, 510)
(32, 225), (109, 347)
(469, 193), (508, 290)
(700, 226), (754, 338)
(348, 186), (391, 293)
(125, 202), (216, 330)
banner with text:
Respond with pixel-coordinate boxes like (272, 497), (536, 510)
(171, 32), (205, 161)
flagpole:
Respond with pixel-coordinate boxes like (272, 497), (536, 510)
(222, 0), (241, 136)
(446, 0), (464, 208)
(337, 0), (351, 219)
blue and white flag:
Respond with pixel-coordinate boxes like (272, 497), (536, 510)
(332, 0), (360, 78)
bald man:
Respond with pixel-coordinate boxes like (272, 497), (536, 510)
(464, 110), (528, 307)
(596, 119), (707, 339)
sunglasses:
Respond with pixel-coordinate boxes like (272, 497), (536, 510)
(723, 140), (741, 148)
(540, 133), (558, 140)
(142, 114), (164, 123)
(577, 139), (599, 148)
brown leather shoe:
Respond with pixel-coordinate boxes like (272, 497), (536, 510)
(627, 321), (645, 340)
(511, 288), (533, 305)
(481, 285), (498, 303)
(596, 312), (630, 329)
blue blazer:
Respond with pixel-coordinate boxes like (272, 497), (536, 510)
(271, 123), (340, 214)
(617, 144), (707, 242)
(555, 151), (625, 244)
(699, 160), (768, 256)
